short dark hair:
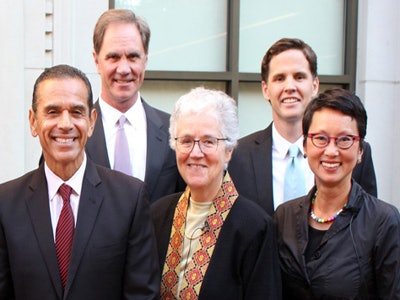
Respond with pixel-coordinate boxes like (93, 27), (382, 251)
(93, 9), (151, 55)
(32, 64), (93, 114)
(261, 38), (318, 82)
(302, 88), (367, 150)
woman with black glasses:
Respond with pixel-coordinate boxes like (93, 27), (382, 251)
(151, 87), (281, 299)
(274, 88), (400, 299)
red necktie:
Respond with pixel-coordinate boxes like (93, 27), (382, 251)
(56, 184), (74, 288)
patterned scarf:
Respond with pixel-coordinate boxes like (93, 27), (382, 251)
(161, 172), (238, 299)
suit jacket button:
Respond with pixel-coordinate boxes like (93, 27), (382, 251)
(313, 251), (321, 260)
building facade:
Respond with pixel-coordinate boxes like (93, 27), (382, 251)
(0, 0), (398, 208)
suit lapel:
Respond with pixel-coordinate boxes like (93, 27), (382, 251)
(143, 100), (169, 194)
(25, 166), (63, 298)
(64, 160), (103, 295)
(251, 125), (274, 214)
(85, 101), (111, 168)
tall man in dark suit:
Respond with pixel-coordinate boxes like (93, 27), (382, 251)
(229, 38), (377, 216)
(0, 64), (159, 299)
(86, 9), (184, 203)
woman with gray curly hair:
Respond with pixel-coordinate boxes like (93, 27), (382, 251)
(151, 87), (281, 299)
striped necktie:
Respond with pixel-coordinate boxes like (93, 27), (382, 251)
(55, 184), (74, 288)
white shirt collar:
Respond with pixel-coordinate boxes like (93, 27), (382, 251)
(99, 93), (146, 130)
(272, 122), (305, 159)
(45, 153), (87, 201)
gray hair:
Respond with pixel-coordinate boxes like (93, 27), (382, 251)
(169, 87), (239, 151)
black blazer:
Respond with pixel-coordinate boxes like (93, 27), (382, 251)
(0, 159), (160, 300)
(228, 123), (377, 216)
(151, 192), (282, 299)
(85, 100), (184, 203)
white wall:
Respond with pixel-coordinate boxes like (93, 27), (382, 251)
(357, 0), (400, 207)
(0, 1), (26, 182)
(0, 0), (106, 182)
(0, 0), (399, 209)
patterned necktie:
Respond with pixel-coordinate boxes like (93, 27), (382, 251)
(284, 144), (306, 201)
(114, 115), (132, 176)
(56, 184), (74, 289)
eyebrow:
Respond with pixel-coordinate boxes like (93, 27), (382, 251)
(43, 104), (87, 111)
(105, 52), (120, 59)
(70, 104), (88, 111)
(105, 50), (143, 59)
(127, 50), (142, 57)
(271, 70), (309, 78)
(178, 134), (218, 139)
(294, 71), (310, 77)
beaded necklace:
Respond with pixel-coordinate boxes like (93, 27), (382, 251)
(309, 192), (347, 223)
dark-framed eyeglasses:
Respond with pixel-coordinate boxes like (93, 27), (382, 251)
(174, 136), (228, 154)
(307, 133), (360, 150)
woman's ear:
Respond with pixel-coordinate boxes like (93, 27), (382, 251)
(357, 146), (363, 164)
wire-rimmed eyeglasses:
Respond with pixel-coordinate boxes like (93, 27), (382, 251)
(307, 133), (360, 150)
(174, 136), (228, 154)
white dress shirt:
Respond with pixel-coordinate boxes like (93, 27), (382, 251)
(272, 123), (315, 209)
(45, 154), (87, 241)
(99, 94), (147, 181)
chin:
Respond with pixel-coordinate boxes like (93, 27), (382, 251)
(186, 181), (207, 190)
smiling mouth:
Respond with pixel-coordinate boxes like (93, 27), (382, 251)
(322, 162), (340, 168)
(55, 137), (75, 144)
(282, 98), (299, 104)
(114, 79), (133, 84)
(188, 163), (206, 168)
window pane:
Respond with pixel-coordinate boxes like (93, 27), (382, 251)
(238, 83), (272, 137)
(140, 81), (226, 113)
(239, 0), (345, 75)
(115, 0), (228, 72)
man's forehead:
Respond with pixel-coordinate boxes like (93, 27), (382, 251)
(36, 78), (89, 105)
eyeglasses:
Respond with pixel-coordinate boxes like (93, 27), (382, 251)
(307, 133), (360, 150)
(174, 136), (228, 154)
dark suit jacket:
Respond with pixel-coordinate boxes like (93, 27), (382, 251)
(151, 192), (282, 300)
(0, 159), (159, 300)
(228, 123), (377, 216)
(85, 100), (184, 203)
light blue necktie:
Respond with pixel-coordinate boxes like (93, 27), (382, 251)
(284, 144), (306, 201)
(114, 115), (132, 176)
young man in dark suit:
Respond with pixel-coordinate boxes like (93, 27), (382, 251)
(228, 38), (377, 216)
(87, 9), (184, 203)
(0, 64), (159, 299)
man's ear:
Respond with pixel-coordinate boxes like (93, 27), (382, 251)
(29, 108), (38, 137)
(93, 50), (99, 69)
(261, 80), (271, 103)
(87, 108), (97, 138)
(311, 76), (320, 98)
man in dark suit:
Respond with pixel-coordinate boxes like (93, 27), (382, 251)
(0, 64), (159, 299)
(87, 9), (183, 203)
(229, 38), (377, 216)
